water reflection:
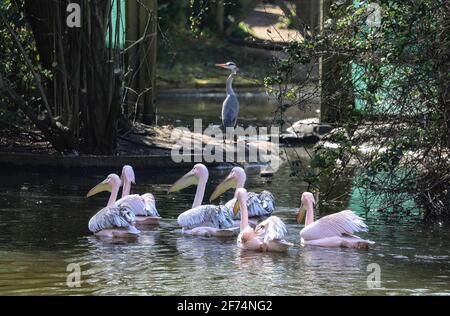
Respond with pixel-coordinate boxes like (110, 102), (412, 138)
(0, 94), (449, 294)
(157, 92), (317, 129)
(1, 162), (449, 295)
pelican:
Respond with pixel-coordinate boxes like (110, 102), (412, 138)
(87, 173), (122, 207)
(168, 164), (238, 237)
(120, 165), (161, 225)
(233, 188), (293, 252)
(296, 192), (374, 249)
(209, 166), (275, 219)
(86, 174), (140, 237)
(87, 167), (161, 225)
(216, 62), (239, 141)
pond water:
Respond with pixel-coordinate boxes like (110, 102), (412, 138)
(0, 93), (449, 296)
(156, 90), (318, 128)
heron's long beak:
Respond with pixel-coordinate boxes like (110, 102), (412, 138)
(233, 199), (241, 217)
(296, 204), (306, 224)
(209, 175), (237, 201)
(215, 63), (227, 69)
(86, 179), (112, 197)
(168, 170), (198, 193)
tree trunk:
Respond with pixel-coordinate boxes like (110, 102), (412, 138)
(440, 1), (450, 148)
(21, 0), (123, 154)
(319, 0), (353, 124)
(295, 0), (320, 35)
(126, 0), (157, 125)
(216, 0), (225, 33)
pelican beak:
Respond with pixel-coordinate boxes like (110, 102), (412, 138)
(215, 63), (227, 69)
(86, 179), (112, 197)
(168, 170), (198, 193)
(296, 204), (306, 224)
(209, 175), (237, 201)
(233, 199), (241, 217)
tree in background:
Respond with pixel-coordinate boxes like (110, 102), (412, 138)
(0, 0), (158, 154)
(265, 0), (450, 222)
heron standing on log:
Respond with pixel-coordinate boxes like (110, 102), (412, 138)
(215, 62), (239, 142)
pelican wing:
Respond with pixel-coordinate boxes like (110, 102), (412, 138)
(255, 216), (287, 242)
(88, 204), (135, 233)
(115, 195), (146, 216)
(301, 210), (368, 239)
(177, 205), (234, 230)
(141, 193), (160, 217)
(247, 190), (275, 217)
(115, 194), (160, 217)
(227, 190), (275, 219)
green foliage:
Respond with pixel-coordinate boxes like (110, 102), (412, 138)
(268, 0), (450, 222)
(0, 0), (50, 127)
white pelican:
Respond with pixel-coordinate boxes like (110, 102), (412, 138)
(86, 174), (140, 237)
(120, 165), (161, 225)
(87, 167), (161, 225)
(168, 164), (238, 237)
(296, 192), (374, 249)
(209, 167), (275, 219)
(233, 188), (293, 252)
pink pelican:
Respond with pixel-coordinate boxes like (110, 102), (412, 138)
(233, 188), (293, 252)
(168, 164), (238, 237)
(87, 167), (161, 226)
(119, 165), (161, 225)
(86, 174), (140, 237)
(209, 167), (275, 219)
(296, 192), (374, 249)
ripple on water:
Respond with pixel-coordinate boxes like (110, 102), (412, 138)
(0, 167), (450, 295)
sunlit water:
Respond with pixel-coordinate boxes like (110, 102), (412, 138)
(0, 94), (449, 295)
(156, 90), (318, 128)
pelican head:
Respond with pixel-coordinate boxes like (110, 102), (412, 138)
(168, 164), (208, 193)
(215, 61), (239, 74)
(233, 188), (248, 216)
(296, 192), (316, 224)
(209, 167), (246, 202)
(86, 173), (121, 197)
(121, 165), (136, 184)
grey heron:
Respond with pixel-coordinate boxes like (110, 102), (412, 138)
(215, 62), (240, 142)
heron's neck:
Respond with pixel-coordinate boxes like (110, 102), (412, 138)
(226, 73), (236, 95)
(108, 185), (120, 207)
(192, 175), (207, 208)
(305, 201), (315, 227)
(121, 179), (131, 198)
